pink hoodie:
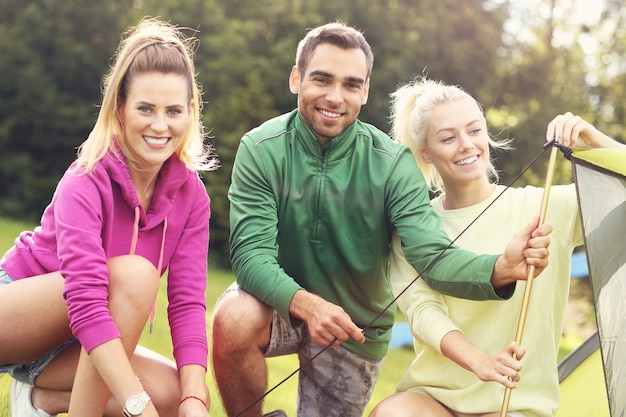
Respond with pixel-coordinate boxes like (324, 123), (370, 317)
(1, 150), (210, 369)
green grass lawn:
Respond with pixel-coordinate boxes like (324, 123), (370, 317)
(0, 217), (414, 416)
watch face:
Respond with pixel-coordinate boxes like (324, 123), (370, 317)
(126, 396), (146, 414)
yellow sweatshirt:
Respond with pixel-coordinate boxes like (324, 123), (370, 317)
(390, 184), (583, 417)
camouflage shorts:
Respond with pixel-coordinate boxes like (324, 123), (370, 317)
(266, 310), (383, 417)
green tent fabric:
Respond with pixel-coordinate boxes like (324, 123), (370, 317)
(556, 331), (608, 417)
(571, 147), (626, 417)
(570, 148), (626, 176)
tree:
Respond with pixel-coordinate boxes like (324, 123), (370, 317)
(0, 0), (134, 219)
(486, 0), (613, 187)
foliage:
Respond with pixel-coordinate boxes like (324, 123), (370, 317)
(1, 0), (624, 264)
(0, 0), (134, 219)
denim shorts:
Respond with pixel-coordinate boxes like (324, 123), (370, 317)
(0, 268), (77, 385)
(224, 283), (383, 417)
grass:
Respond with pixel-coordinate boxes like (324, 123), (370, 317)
(0, 217), (414, 416)
(0, 216), (589, 416)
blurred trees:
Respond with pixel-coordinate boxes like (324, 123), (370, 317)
(0, 0), (133, 218)
(0, 0), (623, 265)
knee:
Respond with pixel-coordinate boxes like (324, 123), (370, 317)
(107, 255), (159, 305)
(369, 404), (399, 417)
(368, 393), (419, 417)
(368, 401), (387, 417)
(211, 289), (272, 354)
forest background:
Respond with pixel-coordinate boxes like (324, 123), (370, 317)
(2, 0), (626, 265)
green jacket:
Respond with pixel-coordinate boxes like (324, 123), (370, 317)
(229, 110), (504, 359)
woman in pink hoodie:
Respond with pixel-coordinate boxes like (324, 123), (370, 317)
(0, 18), (218, 417)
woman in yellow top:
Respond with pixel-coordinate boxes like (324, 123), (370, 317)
(369, 77), (624, 417)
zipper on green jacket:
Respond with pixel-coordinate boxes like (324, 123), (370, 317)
(313, 142), (331, 242)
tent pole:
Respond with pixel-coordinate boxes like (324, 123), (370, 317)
(500, 144), (559, 416)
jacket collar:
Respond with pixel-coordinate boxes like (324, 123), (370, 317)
(294, 110), (359, 160)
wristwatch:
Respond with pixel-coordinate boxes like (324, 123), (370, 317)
(122, 391), (151, 416)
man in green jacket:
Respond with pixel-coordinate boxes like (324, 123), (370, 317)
(211, 22), (551, 417)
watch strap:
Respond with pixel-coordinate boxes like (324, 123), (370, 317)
(122, 391), (151, 416)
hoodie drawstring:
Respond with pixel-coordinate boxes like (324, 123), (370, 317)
(151, 216), (167, 333)
(129, 206), (167, 333)
(130, 206), (140, 255)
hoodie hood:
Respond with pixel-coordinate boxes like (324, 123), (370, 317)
(101, 147), (190, 227)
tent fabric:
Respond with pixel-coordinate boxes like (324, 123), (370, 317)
(556, 331), (608, 417)
(570, 147), (626, 176)
(557, 330), (600, 383)
(571, 147), (626, 417)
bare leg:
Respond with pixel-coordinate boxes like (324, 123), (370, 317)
(368, 392), (455, 417)
(368, 395), (517, 417)
(29, 342), (78, 415)
(30, 345), (180, 417)
(483, 413), (518, 417)
(0, 271), (72, 416)
(67, 255), (160, 416)
(1, 256), (180, 417)
(0, 272), (72, 365)
(211, 289), (273, 417)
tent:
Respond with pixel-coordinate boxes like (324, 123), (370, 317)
(570, 147), (626, 417)
(556, 330), (608, 417)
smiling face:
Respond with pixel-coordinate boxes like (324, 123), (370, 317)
(289, 43), (370, 144)
(420, 98), (491, 188)
(119, 71), (190, 174)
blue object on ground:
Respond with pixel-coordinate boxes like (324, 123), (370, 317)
(570, 252), (588, 278)
(389, 322), (412, 349)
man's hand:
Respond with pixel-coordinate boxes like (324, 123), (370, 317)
(492, 215), (553, 288)
(289, 290), (365, 347)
